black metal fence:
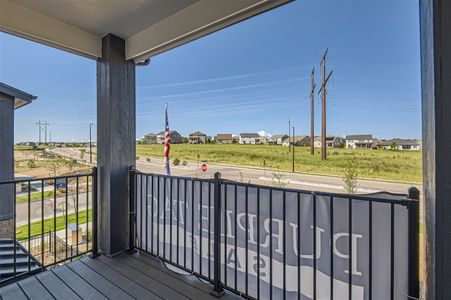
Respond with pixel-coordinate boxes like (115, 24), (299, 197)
(130, 169), (419, 300)
(0, 167), (98, 284)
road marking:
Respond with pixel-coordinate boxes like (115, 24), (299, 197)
(257, 176), (381, 193)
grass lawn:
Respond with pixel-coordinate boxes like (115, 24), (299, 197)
(137, 144), (422, 183)
(16, 191), (54, 204)
(16, 209), (92, 240)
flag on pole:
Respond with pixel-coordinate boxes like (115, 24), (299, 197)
(164, 102), (171, 175)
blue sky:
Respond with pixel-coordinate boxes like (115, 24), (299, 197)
(0, 0), (421, 142)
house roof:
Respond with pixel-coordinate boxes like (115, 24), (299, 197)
(240, 133), (260, 138)
(144, 133), (156, 137)
(271, 134), (288, 139)
(189, 131), (207, 137)
(346, 134), (372, 140)
(0, 82), (37, 109)
(1, 0), (291, 62)
(380, 138), (420, 146)
(284, 136), (309, 142)
(215, 134), (233, 139)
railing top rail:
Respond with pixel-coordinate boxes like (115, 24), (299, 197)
(0, 170), (96, 185)
(132, 168), (414, 206)
(132, 169), (215, 183)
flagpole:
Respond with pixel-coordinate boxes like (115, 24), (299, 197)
(164, 101), (171, 175)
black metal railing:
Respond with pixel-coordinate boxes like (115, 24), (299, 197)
(130, 168), (419, 300)
(0, 167), (98, 284)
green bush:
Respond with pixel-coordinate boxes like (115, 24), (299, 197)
(173, 158), (180, 166)
(27, 160), (36, 168)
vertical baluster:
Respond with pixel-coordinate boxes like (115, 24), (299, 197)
(269, 189), (273, 300)
(313, 194), (317, 300)
(146, 175), (149, 253)
(348, 197), (353, 300)
(76, 177), (79, 255)
(28, 181), (31, 272)
(53, 179), (57, 263)
(200, 181), (203, 275)
(257, 188), (261, 299)
(283, 191), (286, 300)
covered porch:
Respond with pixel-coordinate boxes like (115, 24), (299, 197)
(0, 0), (450, 299)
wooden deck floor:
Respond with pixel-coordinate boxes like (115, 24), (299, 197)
(0, 252), (240, 300)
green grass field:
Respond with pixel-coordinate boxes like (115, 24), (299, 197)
(136, 144), (422, 183)
(16, 191), (54, 204)
(16, 209), (92, 240)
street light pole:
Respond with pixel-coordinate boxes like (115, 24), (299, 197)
(89, 123), (93, 164)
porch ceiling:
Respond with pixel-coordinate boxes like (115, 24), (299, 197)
(0, 0), (291, 62)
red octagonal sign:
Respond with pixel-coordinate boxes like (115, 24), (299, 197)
(201, 163), (207, 172)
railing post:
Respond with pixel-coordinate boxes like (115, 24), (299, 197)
(408, 187), (420, 299)
(90, 167), (100, 258)
(128, 166), (137, 253)
(211, 172), (224, 297)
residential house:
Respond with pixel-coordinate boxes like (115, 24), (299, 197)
(188, 131), (208, 144)
(380, 138), (422, 151)
(314, 136), (345, 148)
(268, 134), (288, 145)
(283, 136), (310, 147)
(345, 134), (374, 149)
(143, 133), (157, 144)
(215, 134), (234, 144)
(156, 131), (182, 144)
(239, 133), (261, 145)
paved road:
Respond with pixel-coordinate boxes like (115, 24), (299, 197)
(16, 193), (89, 226)
(50, 147), (420, 194)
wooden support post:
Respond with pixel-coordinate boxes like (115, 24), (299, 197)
(97, 34), (136, 256)
(420, 0), (451, 298)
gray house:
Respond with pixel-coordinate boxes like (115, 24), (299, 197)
(215, 134), (234, 144)
(346, 134), (374, 149)
(283, 135), (310, 147)
(188, 131), (208, 144)
(380, 138), (421, 151)
(268, 134), (288, 145)
(143, 132), (157, 144)
(239, 133), (261, 144)
(156, 131), (182, 144)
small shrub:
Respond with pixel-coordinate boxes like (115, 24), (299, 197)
(173, 158), (180, 166)
(146, 157), (151, 162)
(343, 160), (358, 193)
(27, 160), (36, 168)
(182, 161), (188, 166)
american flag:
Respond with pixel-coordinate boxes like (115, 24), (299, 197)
(164, 102), (171, 175)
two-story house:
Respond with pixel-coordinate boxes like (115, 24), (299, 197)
(345, 134), (374, 149)
(156, 131), (182, 144)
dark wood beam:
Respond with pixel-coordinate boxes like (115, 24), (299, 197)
(97, 34), (136, 256)
(420, 0), (451, 298)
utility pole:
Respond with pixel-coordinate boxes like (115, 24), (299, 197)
(318, 49), (333, 160)
(310, 67), (316, 155)
(42, 121), (49, 144)
(36, 121), (42, 144)
(292, 126), (295, 172)
(288, 118), (291, 152)
(89, 123), (94, 163)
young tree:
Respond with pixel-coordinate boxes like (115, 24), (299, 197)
(343, 160), (358, 194)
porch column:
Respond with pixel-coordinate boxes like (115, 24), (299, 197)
(0, 93), (14, 239)
(97, 34), (136, 256)
(420, 0), (451, 298)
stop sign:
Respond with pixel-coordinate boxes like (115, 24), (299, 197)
(201, 163), (207, 172)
